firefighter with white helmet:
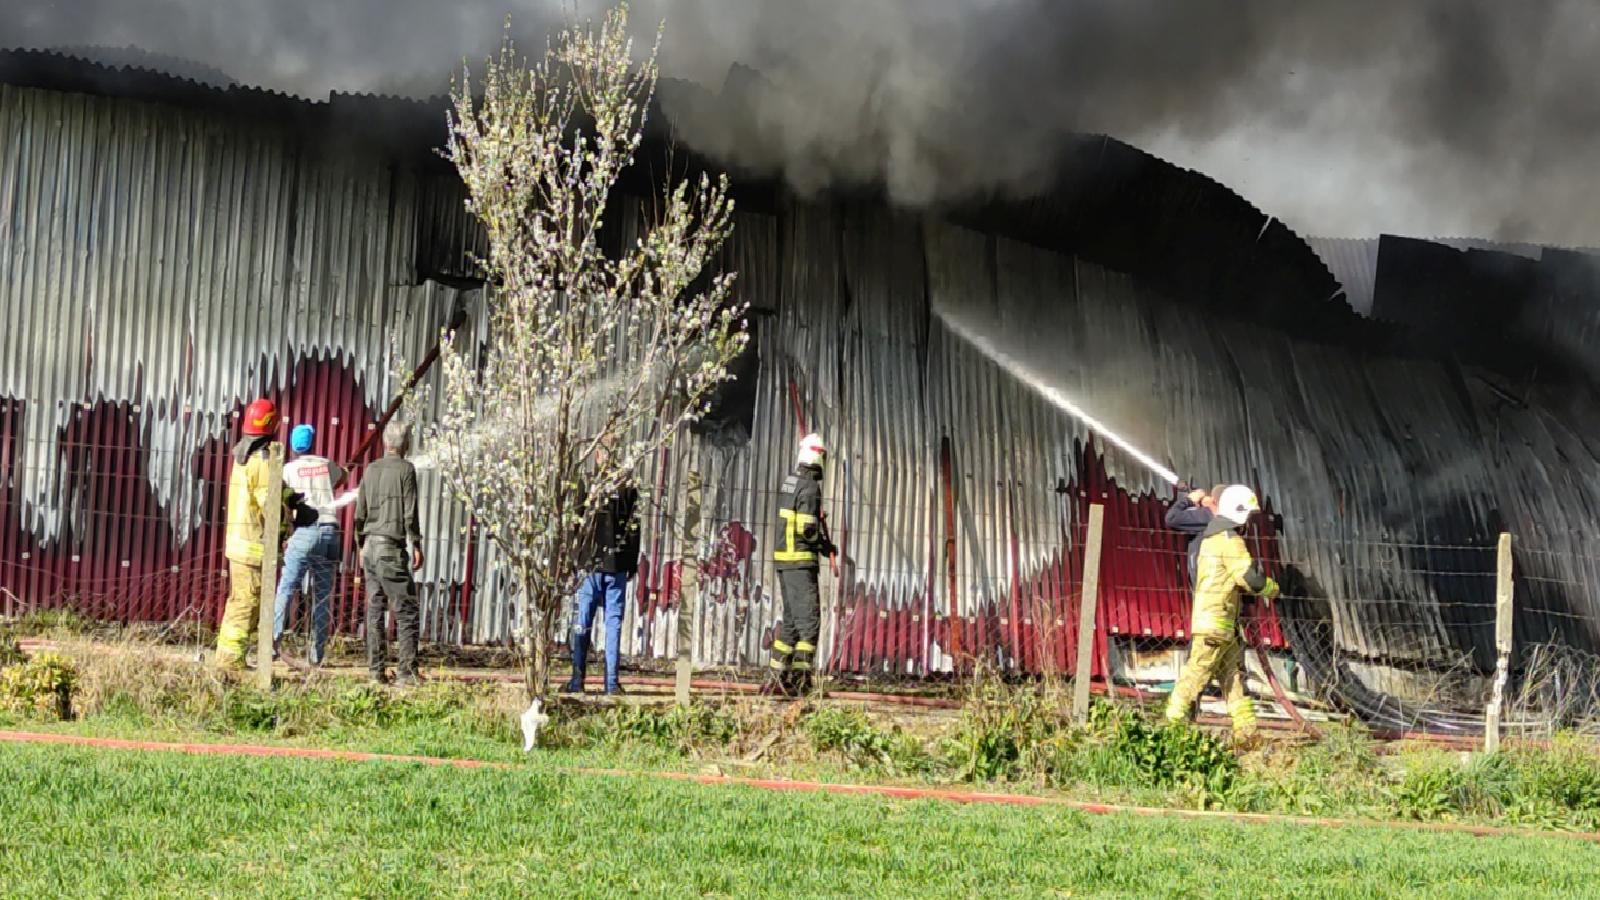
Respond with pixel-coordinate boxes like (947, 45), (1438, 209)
(763, 432), (836, 696)
(1165, 484), (1280, 742)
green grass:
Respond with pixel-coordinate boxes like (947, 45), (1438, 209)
(1, 742), (1598, 898)
(11, 637), (1600, 838)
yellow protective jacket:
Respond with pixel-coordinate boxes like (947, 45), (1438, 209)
(1189, 517), (1270, 636)
(224, 437), (275, 566)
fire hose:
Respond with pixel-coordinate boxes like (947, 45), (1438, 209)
(337, 296), (470, 482)
(937, 307), (1334, 727)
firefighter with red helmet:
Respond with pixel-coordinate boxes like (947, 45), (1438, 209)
(762, 433), (836, 696)
(214, 398), (315, 670)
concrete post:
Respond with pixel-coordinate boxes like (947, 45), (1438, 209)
(1485, 532), (1514, 753)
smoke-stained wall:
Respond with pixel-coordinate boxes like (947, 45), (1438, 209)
(4, 75), (1600, 721)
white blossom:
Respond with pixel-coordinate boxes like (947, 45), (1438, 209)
(426, 4), (746, 701)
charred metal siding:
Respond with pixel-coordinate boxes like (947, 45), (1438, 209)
(1309, 238), (1378, 316)
(4, 75), (1600, 716)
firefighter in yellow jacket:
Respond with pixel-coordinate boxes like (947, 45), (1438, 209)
(214, 399), (316, 670)
(1165, 484), (1280, 740)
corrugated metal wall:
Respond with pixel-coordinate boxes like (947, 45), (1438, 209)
(5, 81), (1599, 709)
(0, 83), (476, 639)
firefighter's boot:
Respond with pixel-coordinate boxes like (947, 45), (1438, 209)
(761, 639), (795, 697)
(789, 641), (817, 696)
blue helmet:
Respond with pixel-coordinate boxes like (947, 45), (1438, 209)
(289, 423), (315, 454)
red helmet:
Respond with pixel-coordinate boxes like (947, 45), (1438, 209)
(241, 398), (279, 436)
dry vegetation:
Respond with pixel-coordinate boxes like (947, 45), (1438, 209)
(5, 621), (1600, 833)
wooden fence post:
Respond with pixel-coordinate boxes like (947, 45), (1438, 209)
(1485, 531), (1514, 753)
(676, 469), (702, 707)
(940, 438), (961, 669)
(1072, 503), (1106, 723)
(256, 441), (285, 692)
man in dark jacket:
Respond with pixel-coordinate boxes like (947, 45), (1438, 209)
(563, 441), (641, 696)
(354, 421), (425, 686)
(763, 433), (836, 697)
(1165, 484), (1226, 584)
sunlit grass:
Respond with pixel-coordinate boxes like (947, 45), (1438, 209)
(3, 741), (1599, 898)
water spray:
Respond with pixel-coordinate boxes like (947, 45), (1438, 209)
(408, 370), (636, 471)
(936, 308), (1181, 487)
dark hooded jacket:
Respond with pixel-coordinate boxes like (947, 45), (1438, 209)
(773, 463), (832, 571)
(1164, 495), (1212, 583)
(589, 485), (641, 576)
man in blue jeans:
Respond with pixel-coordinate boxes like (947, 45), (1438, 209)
(274, 424), (345, 666)
(563, 442), (640, 696)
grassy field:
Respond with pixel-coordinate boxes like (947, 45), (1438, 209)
(2, 742), (1599, 898)
(11, 635), (1600, 834)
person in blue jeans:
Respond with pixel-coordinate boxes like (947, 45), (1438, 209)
(274, 424), (345, 665)
(563, 444), (640, 696)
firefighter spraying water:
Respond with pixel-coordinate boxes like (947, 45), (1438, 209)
(937, 308), (1281, 746)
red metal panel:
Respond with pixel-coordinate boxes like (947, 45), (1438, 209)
(0, 357), (400, 638)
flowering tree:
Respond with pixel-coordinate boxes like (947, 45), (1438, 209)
(430, 4), (747, 700)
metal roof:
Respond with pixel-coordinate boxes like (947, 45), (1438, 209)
(1308, 238), (1380, 316)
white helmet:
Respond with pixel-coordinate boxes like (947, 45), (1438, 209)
(1216, 484), (1260, 526)
(797, 433), (827, 467)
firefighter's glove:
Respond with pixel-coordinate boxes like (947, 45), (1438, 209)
(1259, 577), (1281, 602)
(820, 538), (839, 559)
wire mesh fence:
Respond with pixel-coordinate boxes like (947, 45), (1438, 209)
(5, 426), (1600, 736)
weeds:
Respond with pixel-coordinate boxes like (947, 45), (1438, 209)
(1512, 734), (1600, 818)
(550, 702), (741, 757)
(802, 706), (935, 775)
(206, 680), (519, 741)
(0, 650), (79, 720)
(1395, 752), (1512, 820)
(1510, 642), (1600, 735)
(1390, 738), (1600, 829)
(5, 607), (96, 638)
(1229, 720), (1393, 817)
(945, 668), (1069, 782)
(939, 673), (1238, 803)
(1081, 698), (1241, 794)
(20, 637), (520, 747)
(0, 624), (23, 668)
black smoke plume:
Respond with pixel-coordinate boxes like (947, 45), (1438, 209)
(4, 0), (1600, 242)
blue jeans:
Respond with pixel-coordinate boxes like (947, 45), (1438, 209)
(274, 524), (341, 663)
(572, 571), (629, 688)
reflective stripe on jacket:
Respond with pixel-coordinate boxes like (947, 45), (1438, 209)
(224, 438), (274, 565)
(774, 465), (823, 569)
(1190, 517), (1268, 636)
